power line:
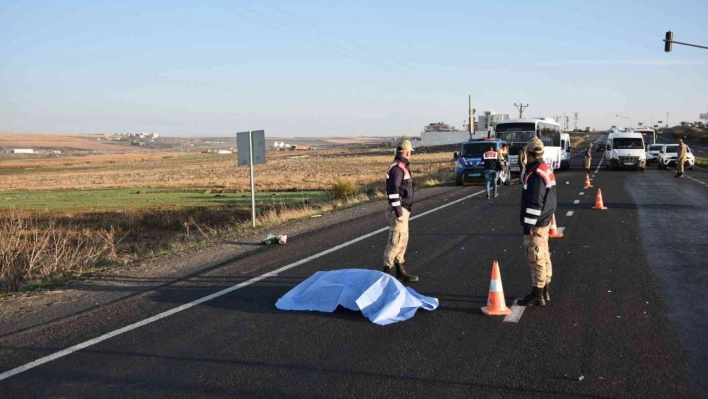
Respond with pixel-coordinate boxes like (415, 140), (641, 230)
(208, 0), (403, 76)
(259, 1), (411, 75)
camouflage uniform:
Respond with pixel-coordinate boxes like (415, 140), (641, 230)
(583, 145), (592, 173)
(676, 141), (687, 176)
(383, 206), (410, 267)
(518, 137), (558, 306)
(383, 140), (418, 282)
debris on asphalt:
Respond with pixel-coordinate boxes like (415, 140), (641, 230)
(262, 234), (287, 245)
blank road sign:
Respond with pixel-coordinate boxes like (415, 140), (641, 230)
(700, 113), (708, 119)
(237, 130), (266, 166)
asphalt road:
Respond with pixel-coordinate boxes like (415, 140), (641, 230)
(1, 148), (707, 398)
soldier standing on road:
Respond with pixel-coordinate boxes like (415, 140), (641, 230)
(518, 137), (557, 307)
(517, 145), (527, 184)
(382, 140), (418, 282)
(483, 145), (503, 199)
(499, 144), (511, 185)
(675, 139), (687, 178)
(583, 143), (593, 175)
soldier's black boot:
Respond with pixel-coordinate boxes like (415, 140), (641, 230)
(395, 262), (419, 282)
(382, 266), (395, 277)
(543, 283), (550, 303)
(518, 287), (546, 307)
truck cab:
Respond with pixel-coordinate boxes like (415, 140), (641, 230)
(454, 138), (508, 186)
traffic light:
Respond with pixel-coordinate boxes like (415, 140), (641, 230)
(665, 31), (673, 52)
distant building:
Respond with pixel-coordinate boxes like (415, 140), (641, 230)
(10, 148), (34, 154)
(424, 122), (460, 133)
(477, 111), (510, 132)
(420, 122), (469, 146)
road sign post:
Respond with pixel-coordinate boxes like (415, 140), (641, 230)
(237, 130), (266, 227)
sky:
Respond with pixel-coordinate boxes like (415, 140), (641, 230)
(1, 0), (707, 137)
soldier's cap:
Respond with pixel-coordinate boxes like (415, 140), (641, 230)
(527, 137), (544, 154)
(397, 139), (414, 153)
(679, 139), (684, 143)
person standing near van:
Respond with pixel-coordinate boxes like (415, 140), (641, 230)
(499, 144), (511, 185)
(483, 145), (503, 199)
(517, 145), (527, 184)
(518, 137), (557, 307)
(583, 143), (593, 175)
(383, 140), (418, 282)
(676, 139), (687, 178)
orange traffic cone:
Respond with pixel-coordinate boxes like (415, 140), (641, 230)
(592, 188), (608, 210)
(549, 214), (564, 238)
(481, 261), (512, 316)
(583, 174), (593, 189)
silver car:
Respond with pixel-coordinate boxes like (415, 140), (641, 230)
(646, 144), (663, 164)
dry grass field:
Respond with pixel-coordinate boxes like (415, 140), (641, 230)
(0, 148), (453, 192)
(0, 132), (130, 152)
(0, 145), (455, 294)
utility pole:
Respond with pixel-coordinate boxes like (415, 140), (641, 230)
(565, 115), (569, 130)
(468, 95), (475, 140)
(573, 112), (579, 131)
(514, 103), (528, 119)
(666, 112), (669, 128)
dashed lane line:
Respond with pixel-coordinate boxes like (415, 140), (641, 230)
(579, 192), (584, 196)
(0, 190), (490, 382)
(573, 200), (580, 204)
(566, 211), (574, 217)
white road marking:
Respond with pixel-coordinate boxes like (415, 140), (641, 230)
(566, 211), (574, 217)
(557, 227), (565, 234)
(0, 190), (491, 382)
(594, 156), (603, 174)
(503, 299), (525, 323)
(573, 200), (580, 204)
(579, 192), (585, 196)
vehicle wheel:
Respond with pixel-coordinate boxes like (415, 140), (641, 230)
(455, 175), (463, 186)
(658, 163), (662, 170)
(640, 167), (645, 172)
(690, 166), (695, 171)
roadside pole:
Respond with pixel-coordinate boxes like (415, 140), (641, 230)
(237, 130), (266, 228)
(249, 131), (255, 227)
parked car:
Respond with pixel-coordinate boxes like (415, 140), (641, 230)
(658, 144), (695, 170)
(454, 138), (508, 186)
(596, 143), (607, 152)
(646, 144), (663, 164)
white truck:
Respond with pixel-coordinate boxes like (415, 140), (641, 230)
(605, 130), (646, 171)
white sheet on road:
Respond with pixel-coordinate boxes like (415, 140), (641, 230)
(275, 269), (439, 325)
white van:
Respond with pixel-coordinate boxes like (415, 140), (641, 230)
(605, 130), (646, 171)
(559, 133), (571, 170)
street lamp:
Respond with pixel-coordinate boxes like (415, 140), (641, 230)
(615, 114), (633, 129)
